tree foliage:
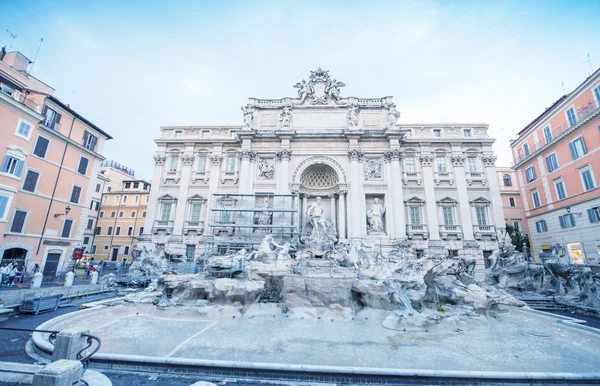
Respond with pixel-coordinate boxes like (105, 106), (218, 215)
(505, 224), (530, 253)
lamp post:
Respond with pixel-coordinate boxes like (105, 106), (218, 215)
(53, 205), (71, 218)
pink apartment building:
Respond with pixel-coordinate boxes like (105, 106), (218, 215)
(495, 167), (529, 236)
(510, 68), (600, 264)
(0, 48), (112, 276)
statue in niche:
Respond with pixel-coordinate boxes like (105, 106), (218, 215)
(387, 105), (401, 128)
(279, 105), (292, 129)
(241, 106), (253, 128)
(367, 198), (386, 234)
(347, 105), (360, 128)
(257, 158), (274, 179)
(254, 197), (272, 231)
(307, 197), (327, 236)
(365, 158), (383, 180)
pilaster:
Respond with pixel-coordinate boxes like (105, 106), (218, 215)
(337, 189), (347, 240)
(452, 154), (474, 240)
(239, 150), (256, 194)
(173, 150), (194, 235)
(419, 154), (440, 240)
(144, 152), (166, 237)
(482, 155), (505, 228)
(385, 149), (406, 239)
(347, 149), (364, 239)
(276, 149), (292, 194)
(203, 151), (223, 235)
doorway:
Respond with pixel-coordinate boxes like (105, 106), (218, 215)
(43, 252), (62, 276)
(111, 248), (119, 261)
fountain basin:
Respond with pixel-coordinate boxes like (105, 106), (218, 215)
(32, 302), (600, 383)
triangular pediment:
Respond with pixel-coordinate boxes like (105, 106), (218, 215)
(470, 197), (491, 204)
(405, 196), (425, 204)
(437, 196), (458, 204)
(188, 194), (207, 202)
(158, 194), (177, 202)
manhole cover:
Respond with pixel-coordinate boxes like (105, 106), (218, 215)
(526, 331), (551, 338)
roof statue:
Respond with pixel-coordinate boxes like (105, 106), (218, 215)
(293, 67), (345, 105)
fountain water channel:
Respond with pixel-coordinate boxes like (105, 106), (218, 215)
(31, 238), (600, 384)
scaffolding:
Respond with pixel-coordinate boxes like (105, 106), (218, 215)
(202, 193), (299, 259)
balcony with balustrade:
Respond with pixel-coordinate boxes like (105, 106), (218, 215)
(439, 224), (462, 239)
(406, 224), (428, 239)
(183, 220), (204, 235)
(465, 171), (486, 186)
(473, 224), (496, 240)
(0, 82), (43, 113)
(402, 171), (422, 186)
(434, 171), (454, 186)
(153, 220), (174, 235)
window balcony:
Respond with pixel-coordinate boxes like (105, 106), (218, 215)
(220, 170), (239, 184)
(183, 220), (204, 235)
(473, 224), (496, 240)
(191, 170), (210, 184)
(465, 172), (487, 186)
(434, 171), (454, 186)
(153, 220), (174, 235)
(406, 224), (428, 239)
(439, 224), (462, 239)
(402, 171), (422, 186)
(162, 170), (181, 184)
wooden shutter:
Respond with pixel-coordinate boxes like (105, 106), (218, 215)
(559, 215), (565, 228)
(61, 219), (73, 237)
(78, 157), (89, 174)
(34, 137), (49, 157)
(0, 196), (8, 219)
(23, 170), (39, 192)
(569, 142), (577, 159)
(10, 210), (26, 233)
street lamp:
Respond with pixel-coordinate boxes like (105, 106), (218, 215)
(54, 205), (71, 218)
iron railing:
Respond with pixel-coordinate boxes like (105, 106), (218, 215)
(515, 103), (600, 164)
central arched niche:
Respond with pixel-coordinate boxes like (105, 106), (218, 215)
(300, 163), (339, 190)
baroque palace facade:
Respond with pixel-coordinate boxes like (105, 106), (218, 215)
(142, 69), (503, 272)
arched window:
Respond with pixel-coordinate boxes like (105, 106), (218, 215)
(503, 174), (512, 187)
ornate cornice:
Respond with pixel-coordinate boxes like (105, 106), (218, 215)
(276, 149), (292, 161)
(347, 149), (364, 162)
(384, 149), (402, 162)
(451, 155), (465, 167)
(153, 154), (166, 166)
(419, 155), (433, 167)
(210, 154), (223, 165)
(240, 150), (257, 160)
(482, 155), (497, 167)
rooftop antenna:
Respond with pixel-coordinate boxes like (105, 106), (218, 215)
(6, 29), (16, 51)
(581, 53), (594, 74)
(561, 81), (566, 95)
(29, 38), (44, 75)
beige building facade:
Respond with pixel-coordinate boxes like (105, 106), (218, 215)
(496, 167), (529, 236)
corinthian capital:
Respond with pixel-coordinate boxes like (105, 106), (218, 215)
(240, 150), (257, 160)
(347, 149), (364, 162)
(419, 155), (433, 167)
(451, 155), (465, 167)
(181, 153), (195, 165)
(153, 154), (166, 166)
(276, 149), (292, 161)
(210, 153), (223, 165)
(482, 155), (497, 167)
(384, 149), (402, 162)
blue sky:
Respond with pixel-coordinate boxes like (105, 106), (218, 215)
(3, 0), (599, 180)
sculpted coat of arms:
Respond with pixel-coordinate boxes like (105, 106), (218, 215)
(293, 68), (345, 105)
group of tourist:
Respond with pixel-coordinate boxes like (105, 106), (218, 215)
(0, 262), (23, 286)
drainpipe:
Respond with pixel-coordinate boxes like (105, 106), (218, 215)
(37, 117), (79, 257)
(88, 177), (107, 257)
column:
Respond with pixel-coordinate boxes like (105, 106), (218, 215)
(452, 155), (474, 240)
(276, 149), (292, 194)
(347, 150), (364, 239)
(302, 194), (308, 232)
(173, 152), (194, 235)
(329, 194), (336, 231)
(338, 190), (347, 240)
(386, 149), (406, 239)
(203, 153), (223, 235)
(420, 155), (440, 240)
(239, 150), (255, 194)
(144, 153), (166, 237)
(483, 155), (505, 229)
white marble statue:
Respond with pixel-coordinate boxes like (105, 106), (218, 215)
(277, 242), (293, 261)
(307, 197), (327, 236)
(255, 197), (271, 230)
(347, 105), (359, 128)
(279, 105), (292, 129)
(293, 79), (312, 103)
(259, 234), (281, 259)
(257, 158), (274, 179)
(241, 106), (253, 128)
(365, 158), (383, 180)
(387, 105), (401, 128)
(367, 198), (385, 234)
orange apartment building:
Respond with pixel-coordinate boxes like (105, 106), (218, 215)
(495, 167), (529, 236)
(92, 177), (150, 263)
(510, 68), (600, 264)
(0, 48), (112, 275)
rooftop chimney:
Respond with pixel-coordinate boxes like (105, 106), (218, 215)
(2, 51), (32, 72)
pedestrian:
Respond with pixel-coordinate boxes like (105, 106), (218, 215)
(7, 264), (18, 286)
(0, 263), (8, 286)
(14, 266), (23, 285)
(34, 263), (40, 273)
